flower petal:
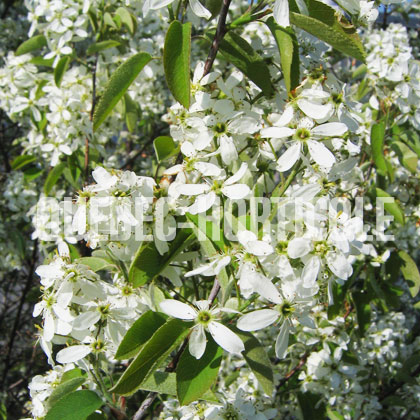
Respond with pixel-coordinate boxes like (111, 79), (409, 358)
(307, 140), (336, 168)
(159, 300), (197, 320)
(288, 237), (311, 259)
(208, 322), (244, 354)
(312, 122), (348, 137)
(189, 325), (207, 359)
(221, 184), (250, 199)
(56, 345), (92, 364)
(275, 322), (290, 359)
(260, 126), (295, 139)
(301, 256), (321, 288)
(224, 162), (248, 186)
(273, 0), (290, 27)
(276, 143), (301, 172)
(237, 309), (279, 331)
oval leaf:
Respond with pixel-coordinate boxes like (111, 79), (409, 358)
(164, 21), (192, 108)
(76, 257), (115, 272)
(115, 311), (168, 360)
(86, 40), (121, 55)
(46, 377), (85, 409)
(16, 34), (47, 56)
(44, 162), (66, 195)
(93, 52), (152, 131)
(11, 155), (36, 170)
(398, 250), (420, 298)
(375, 188), (405, 226)
(176, 336), (223, 405)
(54, 56), (71, 87)
(45, 390), (103, 420)
(154, 136), (179, 162)
(371, 122), (387, 177)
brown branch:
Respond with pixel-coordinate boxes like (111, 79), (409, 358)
(202, 0), (232, 76)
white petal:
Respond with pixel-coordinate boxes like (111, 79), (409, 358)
(73, 311), (101, 330)
(43, 313), (55, 342)
(275, 322), (290, 359)
(237, 309), (279, 331)
(189, 0), (211, 18)
(247, 271), (282, 304)
(273, 0), (290, 27)
(176, 183), (210, 196)
(186, 191), (216, 215)
(228, 116), (260, 134)
(260, 126), (295, 139)
(56, 345), (92, 364)
(302, 256), (321, 288)
(245, 240), (274, 256)
(307, 140), (336, 168)
(326, 252), (353, 280)
(92, 167), (117, 189)
(222, 184), (250, 199)
(297, 99), (333, 120)
(312, 122), (348, 137)
(276, 143), (301, 172)
(296, 314), (316, 329)
(194, 162), (222, 177)
(288, 237), (311, 259)
(224, 162), (248, 186)
(189, 325), (207, 359)
(208, 322), (244, 354)
(159, 299), (197, 320)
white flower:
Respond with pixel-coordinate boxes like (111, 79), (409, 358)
(159, 299), (244, 359)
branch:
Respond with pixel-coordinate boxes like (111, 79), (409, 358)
(203, 0), (232, 76)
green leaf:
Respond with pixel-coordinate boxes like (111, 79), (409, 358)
(24, 167), (44, 181)
(16, 34), (47, 56)
(86, 40), (121, 55)
(391, 141), (418, 174)
(115, 7), (135, 35)
(375, 188), (405, 226)
(327, 408), (345, 420)
(290, 1), (365, 62)
(11, 155), (36, 170)
(54, 56), (71, 87)
(176, 336), (223, 405)
(44, 162), (66, 195)
(154, 136), (179, 162)
(45, 390), (103, 420)
(129, 228), (195, 287)
(75, 257), (115, 272)
(210, 31), (274, 97)
(352, 291), (371, 337)
(370, 123), (387, 177)
(93, 52), (152, 131)
(232, 329), (274, 395)
(46, 377), (85, 409)
(110, 319), (192, 395)
(398, 250), (420, 298)
(60, 368), (86, 383)
(297, 391), (326, 420)
(115, 311), (168, 360)
(104, 12), (117, 29)
(186, 214), (229, 300)
(164, 21), (192, 108)
(352, 64), (367, 79)
(124, 93), (139, 133)
(265, 17), (300, 94)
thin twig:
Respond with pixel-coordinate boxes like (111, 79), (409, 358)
(203, 0), (232, 76)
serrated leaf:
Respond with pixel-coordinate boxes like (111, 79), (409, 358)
(375, 188), (405, 226)
(115, 311), (168, 360)
(290, 0), (365, 62)
(110, 319), (192, 395)
(176, 336), (223, 405)
(398, 250), (420, 298)
(391, 141), (418, 174)
(371, 123), (387, 177)
(129, 228), (195, 287)
(265, 17), (300, 94)
(11, 155), (36, 170)
(54, 56), (71, 87)
(352, 291), (371, 337)
(75, 257), (115, 272)
(86, 40), (121, 55)
(210, 30), (274, 96)
(45, 390), (103, 420)
(16, 34), (47, 56)
(232, 329), (274, 395)
(93, 52), (152, 131)
(44, 162), (66, 195)
(164, 21), (191, 108)
(154, 136), (179, 162)
(46, 377), (85, 409)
